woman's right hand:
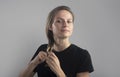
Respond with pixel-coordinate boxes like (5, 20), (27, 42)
(31, 51), (47, 65)
(38, 51), (47, 63)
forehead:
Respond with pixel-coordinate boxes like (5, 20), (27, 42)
(54, 10), (73, 19)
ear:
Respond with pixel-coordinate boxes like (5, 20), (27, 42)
(48, 25), (53, 31)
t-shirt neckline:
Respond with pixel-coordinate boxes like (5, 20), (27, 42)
(52, 44), (73, 53)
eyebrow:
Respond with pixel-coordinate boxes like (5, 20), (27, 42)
(56, 17), (73, 21)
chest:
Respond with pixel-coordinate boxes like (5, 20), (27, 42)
(55, 51), (80, 76)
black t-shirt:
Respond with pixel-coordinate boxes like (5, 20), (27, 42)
(31, 44), (94, 77)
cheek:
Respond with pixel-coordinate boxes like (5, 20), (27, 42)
(70, 25), (74, 34)
(52, 23), (61, 30)
(70, 25), (73, 31)
(51, 25), (59, 34)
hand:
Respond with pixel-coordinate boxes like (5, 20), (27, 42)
(46, 52), (65, 77)
(22, 51), (47, 77)
(32, 51), (47, 65)
(38, 51), (47, 63)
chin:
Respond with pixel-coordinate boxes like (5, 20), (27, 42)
(59, 34), (71, 39)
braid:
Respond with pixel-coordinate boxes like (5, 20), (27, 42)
(46, 44), (53, 52)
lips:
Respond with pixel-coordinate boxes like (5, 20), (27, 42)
(61, 29), (70, 32)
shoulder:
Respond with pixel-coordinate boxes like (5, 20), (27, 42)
(71, 44), (90, 56)
(39, 43), (48, 47)
(71, 44), (87, 52)
(30, 44), (48, 60)
(37, 44), (48, 51)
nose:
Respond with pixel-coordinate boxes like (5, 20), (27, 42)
(63, 21), (68, 27)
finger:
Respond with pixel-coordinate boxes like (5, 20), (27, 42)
(46, 55), (54, 63)
(41, 51), (47, 56)
(38, 51), (47, 61)
(46, 58), (54, 67)
(46, 57), (52, 67)
(38, 51), (47, 57)
(46, 61), (54, 71)
(48, 52), (56, 58)
(47, 55), (55, 62)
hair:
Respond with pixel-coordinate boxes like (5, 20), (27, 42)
(46, 5), (74, 52)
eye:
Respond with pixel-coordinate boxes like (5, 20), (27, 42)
(56, 20), (61, 23)
(67, 20), (73, 23)
(56, 19), (63, 23)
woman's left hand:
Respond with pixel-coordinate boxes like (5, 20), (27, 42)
(46, 52), (66, 77)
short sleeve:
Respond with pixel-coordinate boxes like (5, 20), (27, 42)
(77, 50), (94, 73)
(30, 44), (48, 72)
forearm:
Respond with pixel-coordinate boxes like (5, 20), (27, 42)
(19, 61), (37, 77)
(19, 56), (40, 77)
(55, 68), (66, 77)
(76, 72), (90, 77)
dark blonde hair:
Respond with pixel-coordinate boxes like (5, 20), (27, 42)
(46, 6), (74, 51)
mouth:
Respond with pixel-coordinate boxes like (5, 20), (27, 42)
(61, 29), (70, 32)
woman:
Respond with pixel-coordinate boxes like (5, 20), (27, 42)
(19, 6), (94, 77)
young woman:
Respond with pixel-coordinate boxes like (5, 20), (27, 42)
(19, 6), (94, 77)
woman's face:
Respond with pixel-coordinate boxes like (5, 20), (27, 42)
(50, 10), (73, 39)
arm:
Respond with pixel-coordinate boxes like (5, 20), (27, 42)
(76, 72), (90, 77)
(76, 50), (94, 77)
(19, 61), (36, 77)
(19, 51), (47, 77)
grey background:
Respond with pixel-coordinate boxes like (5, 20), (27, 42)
(0, 0), (120, 77)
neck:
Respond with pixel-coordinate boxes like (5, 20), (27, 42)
(53, 37), (71, 52)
